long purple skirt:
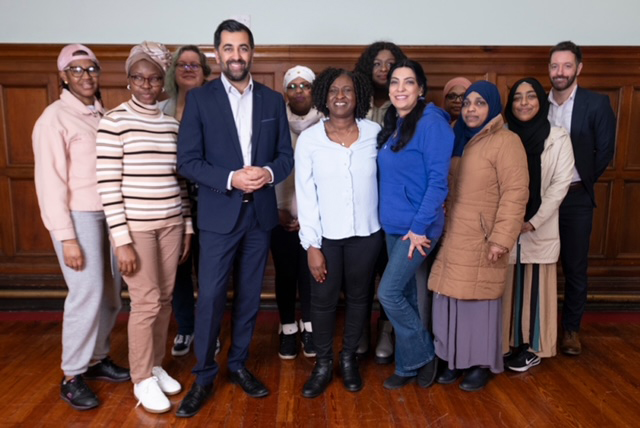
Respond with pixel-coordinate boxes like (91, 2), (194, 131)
(432, 293), (504, 374)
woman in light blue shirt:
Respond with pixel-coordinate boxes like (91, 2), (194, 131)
(295, 68), (383, 399)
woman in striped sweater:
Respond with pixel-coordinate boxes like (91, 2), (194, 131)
(96, 41), (193, 414)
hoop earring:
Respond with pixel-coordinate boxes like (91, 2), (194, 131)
(127, 84), (131, 90)
(64, 81), (68, 85)
(162, 87), (165, 93)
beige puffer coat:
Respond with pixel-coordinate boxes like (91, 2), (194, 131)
(429, 115), (529, 300)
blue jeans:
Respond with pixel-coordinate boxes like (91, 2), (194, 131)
(378, 233), (436, 376)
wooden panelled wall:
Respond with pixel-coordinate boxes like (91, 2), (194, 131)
(0, 44), (639, 303)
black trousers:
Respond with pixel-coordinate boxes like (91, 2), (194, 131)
(559, 185), (594, 332)
(270, 225), (311, 325)
(311, 230), (383, 360)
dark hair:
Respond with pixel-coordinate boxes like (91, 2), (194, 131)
(312, 68), (372, 119)
(377, 59), (428, 152)
(214, 19), (255, 50)
(354, 41), (407, 86)
(550, 40), (582, 64)
(165, 45), (212, 98)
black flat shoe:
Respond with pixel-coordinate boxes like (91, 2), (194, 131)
(176, 383), (213, 418)
(436, 367), (462, 385)
(339, 353), (363, 392)
(417, 358), (438, 388)
(459, 367), (491, 392)
(83, 357), (130, 382)
(383, 374), (416, 390)
(302, 359), (333, 398)
(229, 368), (269, 398)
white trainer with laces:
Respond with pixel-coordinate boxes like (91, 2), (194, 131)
(151, 366), (182, 395)
(133, 376), (170, 413)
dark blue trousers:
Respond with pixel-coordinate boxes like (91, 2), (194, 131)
(193, 203), (270, 386)
(559, 185), (594, 332)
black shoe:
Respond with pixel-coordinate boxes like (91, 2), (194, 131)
(176, 383), (213, 418)
(506, 350), (541, 372)
(417, 357), (438, 388)
(382, 373), (416, 390)
(301, 331), (317, 358)
(278, 331), (298, 360)
(60, 375), (99, 410)
(302, 359), (333, 398)
(229, 368), (269, 398)
(459, 367), (491, 392)
(436, 367), (462, 384)
(83, 357), (130, 382)
(339, 353), (363, 392)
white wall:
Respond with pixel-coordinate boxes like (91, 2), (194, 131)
(1, 0), (639, 46)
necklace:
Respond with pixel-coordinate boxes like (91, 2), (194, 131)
(325, 122), (358, 147)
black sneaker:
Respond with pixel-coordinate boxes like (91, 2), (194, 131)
(60, 375), (99, 410)
(301, 331), (316, 358)
(279, 332), (298, 360)
(172, 334), (194, 357)
(506, 350), (541, 372)
(84, 357), (130, 382)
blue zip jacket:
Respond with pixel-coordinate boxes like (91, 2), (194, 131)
(377, 103), (454, 239)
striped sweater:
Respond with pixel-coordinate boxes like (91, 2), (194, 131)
(96, 96), (193, 247)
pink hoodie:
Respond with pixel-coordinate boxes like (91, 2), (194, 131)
(32, 89), (104, 241)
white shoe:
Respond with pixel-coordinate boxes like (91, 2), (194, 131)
(151, 366), (182, 395)
(133, 376), (170, 413)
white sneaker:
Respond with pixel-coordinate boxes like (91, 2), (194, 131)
(133, 376), (170, 413)
(151, 366), (182, 395)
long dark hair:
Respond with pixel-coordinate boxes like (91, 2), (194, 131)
(377, 59), (427, 152)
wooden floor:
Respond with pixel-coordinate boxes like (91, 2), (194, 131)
(1, 310), (640, 427)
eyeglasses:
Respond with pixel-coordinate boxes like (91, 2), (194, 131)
(445, 93), (465, 102)
(286, 82), (312, 92)
(176, 62), (202, 71)
(65, 65), (101, 78)
(129, 75), (164, 87)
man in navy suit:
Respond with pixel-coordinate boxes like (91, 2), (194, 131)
(175, 19), (293, 417)
(547, 41), (616, 356)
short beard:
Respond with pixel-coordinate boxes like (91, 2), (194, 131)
(223, 60), (251, 82)
(551, 72), (577, 91)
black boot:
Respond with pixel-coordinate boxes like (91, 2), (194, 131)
(459, 367), (491, 392)
(339, 352), (363, 392)
(302, 359), (333, 398)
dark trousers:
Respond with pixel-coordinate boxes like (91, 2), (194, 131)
(559, 185), (594, 332)
(193, 203), (270, 386)
(365, 239), (389, 323)
(173, 197), (199, 335)
(270, 225), (311, 325)
(311, 230), (383, 360)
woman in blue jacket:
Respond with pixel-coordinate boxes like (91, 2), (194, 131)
(377, 59), (454, 389)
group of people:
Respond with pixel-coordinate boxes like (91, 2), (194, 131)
(32, 17), (616, 418)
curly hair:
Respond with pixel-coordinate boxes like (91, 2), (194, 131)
(312, 68), (372, 120)
(164, 45), (212, 98)
(354, 41), (407, 86)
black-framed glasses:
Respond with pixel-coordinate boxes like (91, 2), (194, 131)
(176, 62), (202, 71)
(129, 75), (164, 87)
(65, 65), (101, 78)
(286, 82), (312, 92)
(445, 93), (464, 102)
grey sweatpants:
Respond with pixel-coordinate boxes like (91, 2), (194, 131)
(51, 211), (122, 377)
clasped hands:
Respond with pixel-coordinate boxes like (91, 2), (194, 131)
(232, 166), (272, 193)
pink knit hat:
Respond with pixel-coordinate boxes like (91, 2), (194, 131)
(57, 44), (99, 71)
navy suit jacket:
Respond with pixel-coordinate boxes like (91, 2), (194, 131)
(570, 86), (616, 206)
(177, 78), (293, 234)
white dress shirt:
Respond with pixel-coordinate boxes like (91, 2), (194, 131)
(295, 119), (381, 250)
(548, 85), (581, 182)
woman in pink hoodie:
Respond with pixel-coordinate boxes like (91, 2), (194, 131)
(32, 44), (130, 411)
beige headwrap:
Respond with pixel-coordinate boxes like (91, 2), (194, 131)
(125, 41), (172, 75)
